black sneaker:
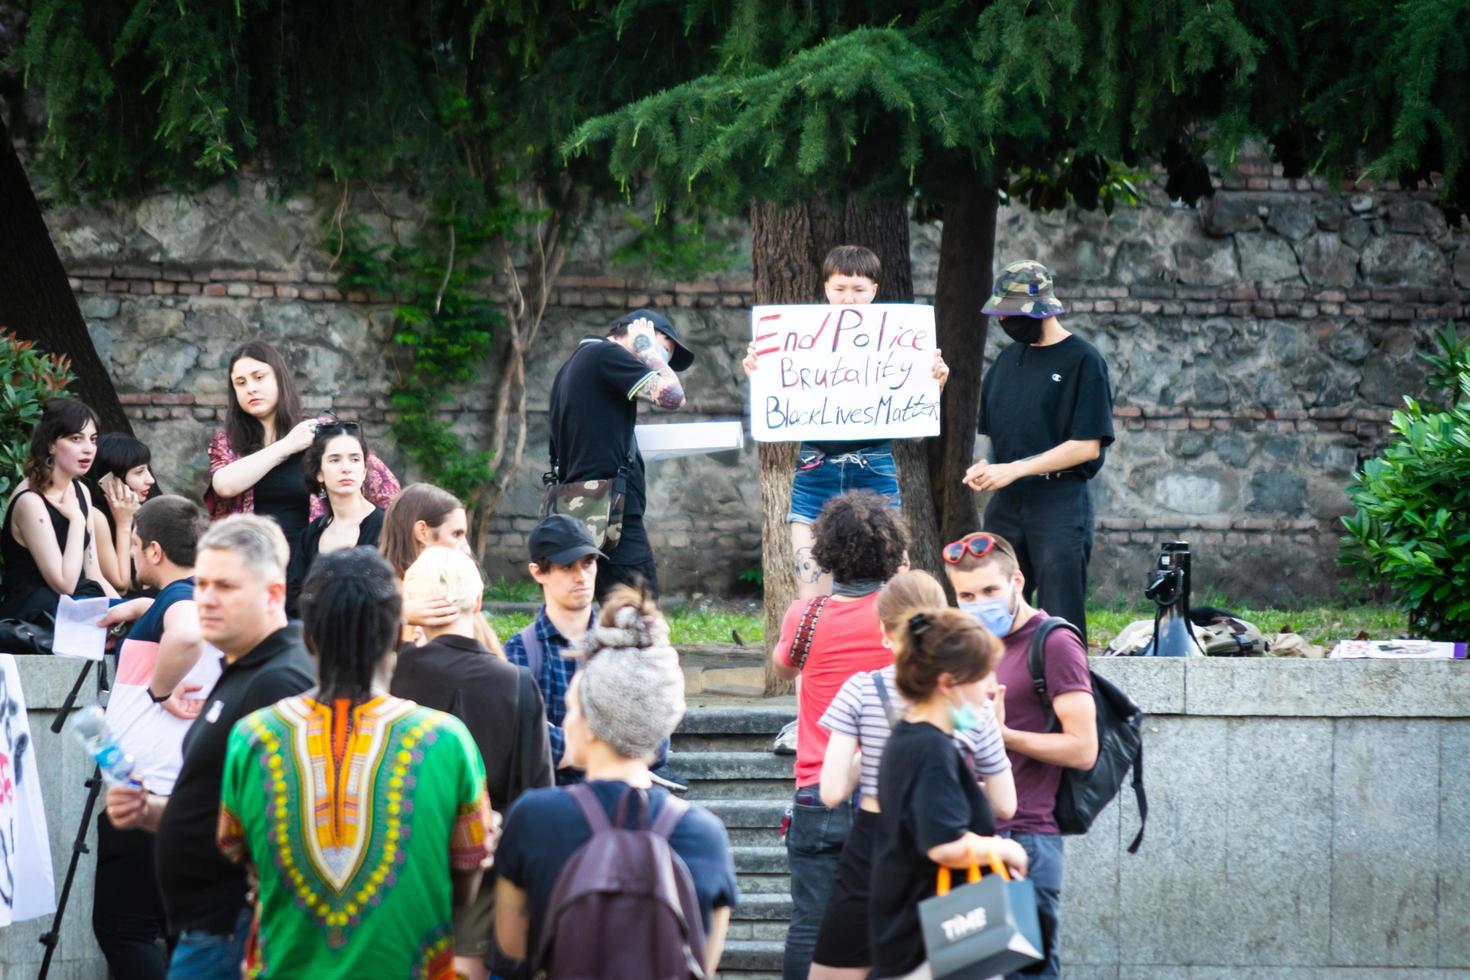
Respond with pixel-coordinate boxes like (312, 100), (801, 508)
(649, 763), (689, 794)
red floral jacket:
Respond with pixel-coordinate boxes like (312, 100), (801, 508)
(203, 428), (400, 521)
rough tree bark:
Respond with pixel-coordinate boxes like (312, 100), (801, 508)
(928, 183), (999, 550)
(0, 115), (132, 435)
(751, 195), (940, 694)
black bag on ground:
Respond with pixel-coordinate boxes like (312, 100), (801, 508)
(1026, 617), (1147, 853)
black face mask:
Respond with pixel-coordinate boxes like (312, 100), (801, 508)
(999, 315), (1043, 344)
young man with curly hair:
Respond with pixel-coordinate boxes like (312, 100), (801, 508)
(769, 490), (909, 980)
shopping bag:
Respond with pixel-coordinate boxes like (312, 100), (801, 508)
(918, 851), (1043, 979)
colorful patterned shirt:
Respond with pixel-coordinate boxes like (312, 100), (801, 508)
(218, 695), (492, 979)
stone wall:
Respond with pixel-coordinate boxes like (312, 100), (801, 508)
(46, 162), (1470, 602)
(1061, 657), (1470, 979)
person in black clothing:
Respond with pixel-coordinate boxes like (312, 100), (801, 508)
(871, 608), (1028, 979)
(391, 544), (554, 980)
(104, 515), (315, 977)
(965, 261), (1115, 643)
(83, 432), (157, 596)
(0, 397), (116, 623)
(546, 308), (695, 600)
(289, 419), (387, 608)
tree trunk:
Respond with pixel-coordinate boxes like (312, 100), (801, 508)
(0, 116), (131, 435)
(750, 195), (937, 694)
(928, 183), (998, 551)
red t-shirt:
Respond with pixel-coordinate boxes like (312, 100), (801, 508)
(994, 610), (1094, 834)
(775, 593), (889, 787)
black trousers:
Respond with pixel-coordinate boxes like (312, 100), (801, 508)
(93, 813), (173, 980)
(596, 514), (659, 601)
(984, 478), (1095, 645)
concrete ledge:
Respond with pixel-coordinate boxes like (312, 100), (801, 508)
(10, 655), (108, 711)
(1093, 657), (1470, 718)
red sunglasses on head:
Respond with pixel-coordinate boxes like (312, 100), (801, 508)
(942, 533), (999, 565)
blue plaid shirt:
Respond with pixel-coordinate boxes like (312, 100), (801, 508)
(504, 605), (596, 772)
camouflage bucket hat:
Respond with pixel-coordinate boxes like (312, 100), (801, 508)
(981, 260), (1066, 318)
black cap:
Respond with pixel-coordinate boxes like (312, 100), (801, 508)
(529, 514), (607, 566)
(614, 308), (694, 372)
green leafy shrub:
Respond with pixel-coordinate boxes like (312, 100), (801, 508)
(1341, 322), (1470, 639)
(0, 330), (76, 498)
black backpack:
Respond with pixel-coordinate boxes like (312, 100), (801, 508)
(1027, 617), (1147, 854)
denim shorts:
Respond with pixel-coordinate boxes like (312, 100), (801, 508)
(787, 446), (901, 524)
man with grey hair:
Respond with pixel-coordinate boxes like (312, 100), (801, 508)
(106, 514), (315, 978)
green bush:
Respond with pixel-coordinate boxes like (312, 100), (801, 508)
(1341, 322), (1470, 639)
(0, 330), (76, 498)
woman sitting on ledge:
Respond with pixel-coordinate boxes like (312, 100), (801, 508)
(1, 397), (118, 624)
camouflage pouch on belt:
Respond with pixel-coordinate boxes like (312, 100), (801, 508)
(540, 476), (627, 551)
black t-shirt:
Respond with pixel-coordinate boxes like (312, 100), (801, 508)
(871, 720), (997, 978)
(548, 337), (658, 562)
(389, 633), (554, 811)
(978, 334), (1115, 479)
(298, 505), (386, 578)
(154, 624), (315, 933)
(253, 452), (310, 541)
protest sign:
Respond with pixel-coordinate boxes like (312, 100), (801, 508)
(748, 304), (941, 442)
(0, 655), (55, 926)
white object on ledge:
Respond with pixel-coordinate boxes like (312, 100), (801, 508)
(635, 420), (746, 461)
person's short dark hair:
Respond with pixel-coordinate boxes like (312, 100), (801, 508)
(821, 245), (881, 285)
(94, 433), (151, 481)
(25, 397), (99, 489)
(301, 418), (370, 497)
(811, 490), (909, 583)
(133, 495), (208, 567)
(301, 548), (401, 704)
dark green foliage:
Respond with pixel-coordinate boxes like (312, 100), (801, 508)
(334, 212), (499, 502)
(0, 330), (74, 498)
(609, 212), (739, 280)
(1342, 323), (1470, 640)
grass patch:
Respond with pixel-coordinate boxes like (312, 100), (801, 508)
(487, 607), (766, 647)
(483, 578), (543, 603)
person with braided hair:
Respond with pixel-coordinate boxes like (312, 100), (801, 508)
(216, 546), (495, 978)
(870, 608), (1029, 980)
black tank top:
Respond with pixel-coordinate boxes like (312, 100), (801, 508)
(1, 479), (92, 604)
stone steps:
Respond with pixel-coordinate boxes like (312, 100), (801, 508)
(675, 706), (796, 978)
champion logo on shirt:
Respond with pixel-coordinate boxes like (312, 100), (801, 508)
(1051, 373), (1063, 382)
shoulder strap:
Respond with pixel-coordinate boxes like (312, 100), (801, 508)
(519, 622), (545, 681)
(789, 596), (830, 672)
(649, 793), (691, 839)
(1127, 742), (1147, 854)
(567, 782), (611, 834)
(72, 478), (90, 517)
(1027, 616), (1084, 731)
(871, 670), (897, 729)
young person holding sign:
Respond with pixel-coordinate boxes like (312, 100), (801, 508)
(743, 246), (950, 600)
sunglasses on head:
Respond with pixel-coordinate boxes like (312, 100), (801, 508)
(314, 417), (361, 435)
(942, 533), (1000, 565)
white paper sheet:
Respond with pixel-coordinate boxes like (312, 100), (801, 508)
(635, 421), (745, 461)
(52, 595), (111, 662)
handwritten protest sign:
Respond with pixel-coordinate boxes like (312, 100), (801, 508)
(748, 304), (941, 442)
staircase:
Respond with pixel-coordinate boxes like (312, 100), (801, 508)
(674, 705), (797, 980)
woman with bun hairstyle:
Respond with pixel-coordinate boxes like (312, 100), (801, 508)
(1, 397), (118, 622)
(83, 433), (156, 594)
(808, 572), (1015, 980)
(204, 340), (398, 571)
(869, 607), (1028, 980)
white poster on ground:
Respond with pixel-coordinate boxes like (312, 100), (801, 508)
(0, 654), (56, 925)
(748, 304), (942, 443)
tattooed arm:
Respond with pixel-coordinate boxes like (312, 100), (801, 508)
(625, 319), (687, 410)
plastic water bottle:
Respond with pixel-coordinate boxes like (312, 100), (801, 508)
(69, 706), (140, 786)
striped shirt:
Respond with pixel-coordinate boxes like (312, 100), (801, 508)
(818, 664), (1009, 805)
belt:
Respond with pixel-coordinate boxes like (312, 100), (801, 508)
(1011, 469), (1087, 488)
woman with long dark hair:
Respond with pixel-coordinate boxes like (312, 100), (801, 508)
(1, 397), (118, 622)
(204, 340), (398, 570)
(83, 433), (156, 594)
(218, 547), (494, 978)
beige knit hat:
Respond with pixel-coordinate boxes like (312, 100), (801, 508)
(574, 604), (686, 761)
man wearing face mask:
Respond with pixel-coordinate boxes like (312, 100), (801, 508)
(964, 260), (1114, 644)
(943, 530), (1097, 980)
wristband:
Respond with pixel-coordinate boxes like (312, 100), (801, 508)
(147, 687), (171, 704)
